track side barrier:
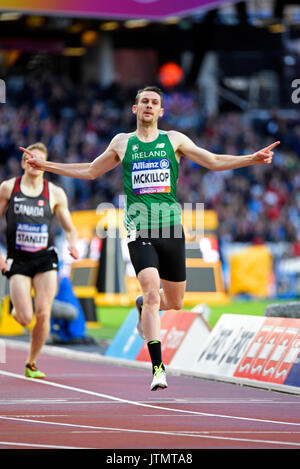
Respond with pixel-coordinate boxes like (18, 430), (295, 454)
(189, 314), (300, 393)
(105, 309), (300, 393)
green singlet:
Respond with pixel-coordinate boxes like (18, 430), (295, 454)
(122, 131), (182, 232)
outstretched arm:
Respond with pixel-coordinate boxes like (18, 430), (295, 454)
(21, 135), (122, 180)
(170, 131), (280, 171)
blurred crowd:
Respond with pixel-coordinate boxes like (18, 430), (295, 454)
(1, 71), (300, 246)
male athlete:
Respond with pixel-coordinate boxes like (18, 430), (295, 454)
(23, 86), (279, 390)
(0, 142), (79, 378)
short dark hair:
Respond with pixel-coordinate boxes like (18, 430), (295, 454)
(135, 86), (163, 105)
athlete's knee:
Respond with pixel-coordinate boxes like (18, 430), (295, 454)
(35, 308), (51, 324)
(19, 316), (32, 327)
(144, 289), (160, 309)
(13, 309), (32, 327)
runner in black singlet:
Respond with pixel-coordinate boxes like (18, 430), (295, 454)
(5, 175), (58, 278)
(0, 142), (79, 378)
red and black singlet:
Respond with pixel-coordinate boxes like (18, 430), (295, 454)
(5, 176), (54, 258)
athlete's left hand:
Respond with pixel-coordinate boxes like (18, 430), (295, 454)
(68, 245), (79, 260)
(252, 141), (280, 165)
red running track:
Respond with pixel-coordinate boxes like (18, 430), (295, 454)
(0, 341), (300, 451)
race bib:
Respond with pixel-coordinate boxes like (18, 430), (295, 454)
(131, 158), (171, 195)
(16, 223), (49, 252)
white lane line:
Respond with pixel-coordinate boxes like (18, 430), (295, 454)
(177, 430), (300, 434)
(0, 441), (91, 449)
(1, 415), (300, 448)
(0, 370), (299, 428)
(0, 397), (298, 406)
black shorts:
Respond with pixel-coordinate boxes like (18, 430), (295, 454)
(5, 249), (59, 279)
(127, 225), (186, 282)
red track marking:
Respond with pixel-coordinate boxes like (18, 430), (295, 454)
(0, 344), (300, 450)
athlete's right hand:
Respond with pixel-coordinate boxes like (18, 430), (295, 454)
(0, 257), (7, 274)
(19, 147), (45, 170)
